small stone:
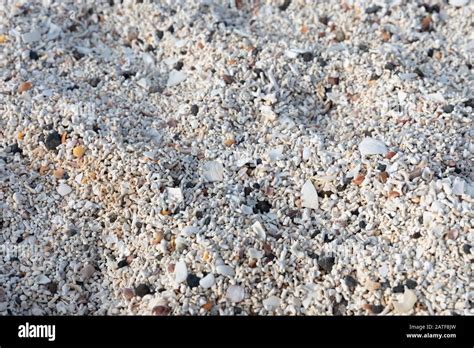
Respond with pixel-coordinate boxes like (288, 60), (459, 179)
(226, 285), (245, 303)
(167, 70), (187, 87)
(203, 161), (224, 182)
(134, 284), (151, 297)
(414, 68), (425, 78)
(29, 50), (39, 60)
(22, 30), (41, 43)
(388, 191), (401, 198)
(45, 131), (61, 150)
(152, 305), (170, 316)
(53, 168), (65, 179)
(46, 282), (58, 294)
(216, 265), (235, 278)
(156, 29), (164, 39)
(405, 279), (417, 289)
(262, 296), (280, 311)
(122, 288), (134, 300)
(393, 284), (404, 293)
(365, 279), (381, 291)
(385, 151), (396, 159)
(202, 301), (213, 311)
(379, 171), (389, 183)
(175, 261), (188, 283)
(278, 0), (291, 11)
(18, 82), (32, 93)
(462, 244), (471, 254)
(186, 274), (200, 288)
(327, 76), (339, 85)
(301, 52), (313, 62)
(368, 304), (384, 314)
(359, 220), (367, 229)
(353, 174), (365, 185)
(73, 145), (85, 158)
(254, 200), (272, 214)
(174, 61), (184, 71)
(463, 98), (474, 108)
(301, 180), (319, 210)
(199, 273), (215, 289)
(344, 275), (358, 290)
(335, 30), (345, 42)
(359, 137), (388, 156)
(442, 105), (454, 113)
(0, 34), (7, 44)
(57, 183), (72, 196)
(421, 15), (432, 32)
(37, 275), (51, 285)
(81, 264), (95, 280)
(222, 74), (235, 85)
(318, 256), (335, 274)
(393, 288), (417, 314)
(384, 62), (396, 71)
(117, 259), (128, 268)
(190, 104), (199, 115)
(366, 5), (382, 14)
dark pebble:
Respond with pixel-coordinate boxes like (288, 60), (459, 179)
(16, 236), (24, 243)
(278, 0), (291, 11)
(454, 167), (462, 174)
(384, 62), (396, 71)
(67, 229), (78, 237)
(319, 15), (329, 26)
(392, 284), (404, 293)
(335, 30), (346, 42)
(358, 220), (367, 229)
(323, 234), (334, 243)
(358, 44), (369, 52)
(318, 256), (335, 274)
(253, 183), (261, 189)
(370, 304), (384, 314)
(167, 25), (174, 33)
(134, 284), (151, 297)
(174, 61), (184, 71)
(203, 216), (211, 225)
(254, 200), (272, 214)
(412, 232), (422, 239)
(156, 29), (164, 40)
(29, 50), (39, 60)
(222, 74), (235, 85)
(365, 5), (382, 14)
(109, 214), (118, 223)
(152, 305), (170, 316)
(46, 282), (58, 294)
(121, 71), (135, 79)
(8, 143), (22, 155)
(442, 105), (454, 113)
(301, 52), (313, 62)
(344, 275), (358, 290)
(45, 131), (61, 151)
(414, 68), (425, 78)
(244, 187), (252, 197)
(427, 48), (434, 57)
(463, 98), (474, 108)
(195, 211), (203, 219)
(190, 104), (199, 115)
(462, 244), (471, 254)
(422, 3), (440, 13)
(186, 274), (200, 288)
(88, 77), (101, 87)
(377, 163), (387, 171)
(405, 279), (417, 289)
(72, 49), (85, 61)
(117, 259), (128, 268)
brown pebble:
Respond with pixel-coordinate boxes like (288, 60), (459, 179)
(421, 15), (432, 32)
(151, 231), (164, 245)
(248, 259), (257, 268)
(18, 82), (32, 93)
(122, 287), (135, 300)
(381, 30), (391, 42)
(353, 174), (365, 185)
(167, 263), (175, 273)
(222, 74), (235, 85)
(379, 171), (389, 183)
(202, 301), (213, 311)
(388, 191), (401, 198)
(152, 305), (170, 316)
(385, 151), (396, 159)
(328, 76), (339, 86)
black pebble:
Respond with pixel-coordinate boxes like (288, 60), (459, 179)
(278, 0), (291, 11)
(254, 200), (272, 214)
(414, 68), (425, 78)
(462, 244), (471, 254)
(359, 44), (369, 53)
(442, 105), (454, 113)
(45, 131), (61, 151)
(370, 305), (384, 314)
(412, 232), (422, 239)
(67, 229), (77, 237)
(454, 167), (462, 174)
(392, 284), (404, 293)
(167, 25), (174, 33)
(186, 274), (200, 288)
(72, 49), (85, 61)
(89, 77), (101, 87)
(156, 29), (164, 40)
(427, 48), (434, 57)
(203, 216), (211, 225)
(135, 284), (151, 297)
(117, 259), (128, 268)
(256, 158), (262, 165)
(359, 220), (367, 229)
(301, 52), (313, 62)
(344, 275), (358, 290)
(365, 5), (382, 14)
(405, 279), (417, 289)
(29, 50), (39, 60)
(174, 61), (184, 71)
(8, 143), (22, 155)
(16, 236), (24, 243)
(244, 187), (252, 197)
(195, 211), (203, 219)
(377, 163), (387, 171)
(463, 98), (474, 108)
(318, 256), (335, 274)
(190, 104), (199, 116)
(121, 71), (135, 80)
(384, 62), (396, 71)
(253, 183), (261, 189)
(319, 15), (329, 26)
